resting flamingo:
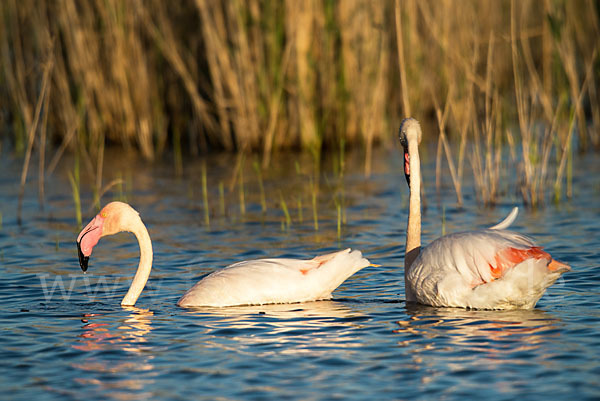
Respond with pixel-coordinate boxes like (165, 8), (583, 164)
(76, 202), (372, 307)
(398, 117), (570, 309)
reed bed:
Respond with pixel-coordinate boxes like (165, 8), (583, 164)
(1, 0), (598, 211)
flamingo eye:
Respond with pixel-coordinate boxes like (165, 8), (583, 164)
(100, 212), (107, 218)
(399, 132), (408, 147)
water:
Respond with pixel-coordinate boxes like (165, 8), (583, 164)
(1, 147), (599, 400)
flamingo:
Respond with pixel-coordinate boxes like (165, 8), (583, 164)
(398, 117), (570, 310)
(76, 201), (372, 307)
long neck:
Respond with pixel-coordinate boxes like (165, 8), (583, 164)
(121, 217), (153, 306)
(405, 139), (421, 271)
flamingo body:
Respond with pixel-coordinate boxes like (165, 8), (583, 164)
(398, 117), (570, 310)
(406, 225), (570, 309)
(178, 249), (369, 307)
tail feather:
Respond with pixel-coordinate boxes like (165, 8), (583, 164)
(489, 207), (519, 230)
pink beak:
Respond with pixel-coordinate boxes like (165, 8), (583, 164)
(403, 148), (410, 185)
(76, 215), (104, 272)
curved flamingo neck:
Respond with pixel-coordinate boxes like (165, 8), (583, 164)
(120, 215), (153, 306)
(405, 139), (421, 270)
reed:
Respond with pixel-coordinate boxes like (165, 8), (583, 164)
(2, 0), (599, 210)
(432, 85), (464, 206)
(297, 197), (303, 224)
(253, 160), (267, 213)
(440, 204), (447, 236)
(238, 155), (246, 215)
(334, 194), (342, 240)
(310, 176), (319, 231)
(68, 164), (82, 229)
(469, 41), (503, 208)
(218, 181), (226, 217)
(16, 55), (52, 223)
(201, 162), (210, 227)
(173, 129), (183, 177)
(279, 191), (291, 229)
(115, 172), (126, 202)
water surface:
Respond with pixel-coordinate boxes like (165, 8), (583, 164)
(1, 147), (599, 400)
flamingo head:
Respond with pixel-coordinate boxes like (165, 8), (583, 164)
(76, 201), (138, 272)
(398, 118), (422, 185)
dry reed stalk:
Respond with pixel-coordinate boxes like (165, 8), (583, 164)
(201, 162), (210, 227)
(395, 0), (411, 116)
(364, 23), (389, 178)
(516, 7), (562, 206)
(511, 0), (535, 206)
(67, 172), (82, 229)
(588, 71), (600, 148)
(46, 123), (78, 177)
(279, 191), (291, 228)
(416, 1), (487, 94)
(482, 30), (502, 206)
(253, 160), (267, 213)
(552, 0), (600, 150)
(17, 56), (53, 223)
(218, 181), (226, 217)
(286, 0), (319, 151)
(338, 1), (389, 176)
(195, 0), (292, 154)
(468, 33), (502, 209)
(238, 153), (246, 215)
(93, 132), (105, 211)
(553, 52), (596, 202)
(94, 178), (125, 210)
(534, 100), (563, 205)
(432, 85), (463, 206)
(141, 1), (215, 150)
(468, 100), (502, 207)
(453, 82), (473, 187)
(262, 41), (294, 168)
(310, 175), (319, 231)
(1, 0), (33, 134)
(38, 63), (51, 210)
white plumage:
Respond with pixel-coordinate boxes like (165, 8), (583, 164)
(406, 216), (570, 309)
(178, 249), (370, 307)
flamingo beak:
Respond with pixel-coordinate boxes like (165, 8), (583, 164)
(77, 241), (89, 272)
(76, 215), (105, 272)
(403, 147), (410, 185)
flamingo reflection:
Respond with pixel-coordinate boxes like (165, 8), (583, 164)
(394, 304), (562, 353)
(182, 301), (367, 356)
(71, 307), (156, 400)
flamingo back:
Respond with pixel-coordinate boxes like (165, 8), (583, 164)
(178, 249), (370, 307)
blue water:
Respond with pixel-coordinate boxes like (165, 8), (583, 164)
(1, 147), (599, 400)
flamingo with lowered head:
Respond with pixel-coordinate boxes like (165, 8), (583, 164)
(76, 201), (372, 307)
(399, 117), (570, 310)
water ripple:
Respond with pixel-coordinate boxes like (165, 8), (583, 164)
(1, 150), (599, 400)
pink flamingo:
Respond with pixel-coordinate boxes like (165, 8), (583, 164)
(399, 117), (570, 309)
(76, 202), (371, 307)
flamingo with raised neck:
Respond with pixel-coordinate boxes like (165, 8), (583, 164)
(76, 201), (372, 307)
(399, 117), (570, 309)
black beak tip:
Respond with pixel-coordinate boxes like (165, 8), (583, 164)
(77, 241), (89, 272)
